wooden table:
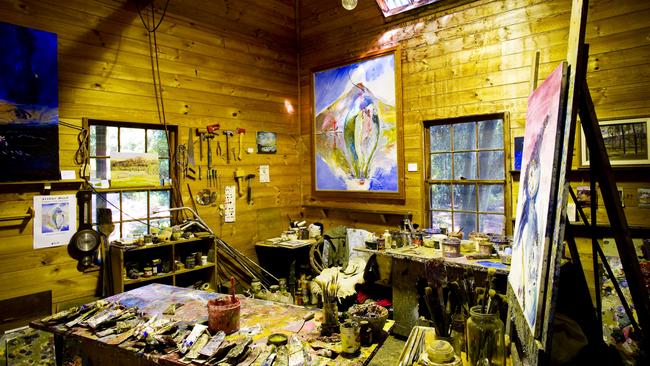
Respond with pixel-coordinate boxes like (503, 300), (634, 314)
(31, 283), (391, 366)
(355, 246), (510, 337)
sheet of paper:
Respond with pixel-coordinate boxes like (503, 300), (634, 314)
(259, 165), (270, 183)
(60, 170), (76, 180)
(33, 195), (77, 249)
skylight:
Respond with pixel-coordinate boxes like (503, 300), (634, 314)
(375, 0), (441, 17)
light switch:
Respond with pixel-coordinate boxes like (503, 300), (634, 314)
(407, 163), (418, 172)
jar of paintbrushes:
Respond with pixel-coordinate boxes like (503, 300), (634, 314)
(316, 275), (340, 336)
(466, 305), (505, 366)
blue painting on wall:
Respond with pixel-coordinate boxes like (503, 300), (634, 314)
(514, 136), (524, 171)
(0, 22), (59, 182)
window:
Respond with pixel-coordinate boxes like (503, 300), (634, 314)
(425, 115), (509, 235)
(86, 119), (176, 242)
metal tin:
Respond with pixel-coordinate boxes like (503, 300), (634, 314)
(340, 320), (360, 354)
(442, 238), (461, 258)
(185, 255), (196, 269)
(143, 266), (153, 277)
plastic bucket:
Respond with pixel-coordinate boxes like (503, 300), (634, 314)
(207, 296), (241, 334)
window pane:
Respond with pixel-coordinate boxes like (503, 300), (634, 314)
(90, 158), (111, 180)
(453, 184), (477, 211)
(92, 192), (120, 223)
(453, 212), (477, 233)
(430, 125), (451, 152)
(120, 127), (146, 153)
(150, 190), (171, 217)
(147, 129), (169, 157)
(431, 211), (452, 229)
(431, 153), (452, 179)
(90, 125), (118, 156)
(454, 152), (477, 179)
(478, 184), (504, 212)
(479, 151), (504, 179)
(479, 214), (505, 235)
(109, 223), (121, 242)
(122, 191), (148, 220)
(453, 122), (476, 150)
(122, 220), (148, 240)
(430, 184), (451, 210)
(159, 158), (170, 182)
(478, 119), (504, 149)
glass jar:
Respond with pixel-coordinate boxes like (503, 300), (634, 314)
(450, 313), (467, 357)
(320, 302), (340, 336)
(466, 305), (505, 366)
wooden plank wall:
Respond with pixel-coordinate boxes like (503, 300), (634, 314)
(0, 0), (300, 310)
(298, 0), (650, 234)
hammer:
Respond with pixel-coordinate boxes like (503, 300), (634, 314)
(223, 130), (234, 164)
(234, 169), (246, 197)
(245, 174), (255, 205)
(236, 127), (245, 161)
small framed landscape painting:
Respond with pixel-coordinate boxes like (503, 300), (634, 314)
(581, 117), (649, 167)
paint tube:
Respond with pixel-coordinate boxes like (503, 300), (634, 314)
(185, 333), (210, 359)
(180, 324), (207, 354)
(198, 331), (225, 357)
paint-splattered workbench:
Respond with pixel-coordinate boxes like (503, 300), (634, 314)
(355, 246), (510, 337)
(31, 283), (393, 365)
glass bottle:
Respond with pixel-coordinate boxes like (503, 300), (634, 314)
(450, 313), (467, 357)
(466, 305), (505, 366)
(278, 278), (294, 304)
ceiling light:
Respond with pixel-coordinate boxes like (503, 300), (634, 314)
(342, 0), (358, 10)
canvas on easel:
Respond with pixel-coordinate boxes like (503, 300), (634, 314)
(509, 62), (568, 338)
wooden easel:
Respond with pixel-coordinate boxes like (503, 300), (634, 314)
(510, 0), (649, 364)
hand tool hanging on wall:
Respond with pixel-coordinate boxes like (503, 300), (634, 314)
(236, 128), (245, 161)
(176, 145), (188, 178)
(196, 130), (206, 162)
(187, 128), (196, 169)
(234, 169), (245, 197)
(223, 130), (234, 164)
(245, 174), (255, 205)
(205, 134), (215, 185)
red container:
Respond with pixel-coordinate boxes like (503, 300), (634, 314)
(207, 296), (241, 335)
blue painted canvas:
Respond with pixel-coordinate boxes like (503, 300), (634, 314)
(514, 136), (524, 171)
(0, 22), (59, 182)
(313, 53), (399, 193)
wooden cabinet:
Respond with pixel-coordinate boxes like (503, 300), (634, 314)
(110, 236), (216, 294)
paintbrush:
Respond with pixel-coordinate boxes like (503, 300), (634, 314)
(425, 286), (442, 336)
(481, 268), (496, 314)
(230, 276), (236, 302)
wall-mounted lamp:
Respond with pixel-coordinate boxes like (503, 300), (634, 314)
(342, 0), (358, 10)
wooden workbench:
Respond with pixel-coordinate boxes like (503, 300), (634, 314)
(355, 246), (510, 336)
(31, 283), (391, 366)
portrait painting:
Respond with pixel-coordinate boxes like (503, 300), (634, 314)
(0, 22), (59, 182)
(509, 63), (567, 336)
(312, 50), (403, 199)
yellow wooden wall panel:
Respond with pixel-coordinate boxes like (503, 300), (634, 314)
(298, 0), (650, 239)
(0, 0), (299, 307)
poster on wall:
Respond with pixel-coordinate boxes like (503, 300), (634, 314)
(0, 22), (59, 182)
(312, 49), (403, 199)
(33, 195), (76, 249)
(509, 63), (568, 337)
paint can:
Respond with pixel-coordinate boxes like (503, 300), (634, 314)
(201, 255), (208, 266)
(185, 255), (196, 269)
(207, 296), (240, 335)
(340, 320), (360, 355)
(442, 238), (461, 258)
(143, 266), (153, 277)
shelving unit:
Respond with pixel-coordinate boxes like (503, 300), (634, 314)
(302, 204), (412, 224)
(110, 236), (216, 294)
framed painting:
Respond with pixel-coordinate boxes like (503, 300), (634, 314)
(580, 117), (649, 167)
(0, 22), (59, 182)
(311, 49), (404, 200)
(509, 62), (568, 339)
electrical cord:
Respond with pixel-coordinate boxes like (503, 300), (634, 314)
(135, 0), (170, 32)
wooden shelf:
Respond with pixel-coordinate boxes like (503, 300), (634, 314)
(123, 272), (174, 286)
(110, 235), (216, 294)
(120, 236), (207, 252)
(302, 204), (412, 223)
(175, 262), (215, 275)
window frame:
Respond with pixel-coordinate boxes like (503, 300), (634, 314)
(423, 113), (512, 235)
(84, 118), (178, 241)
